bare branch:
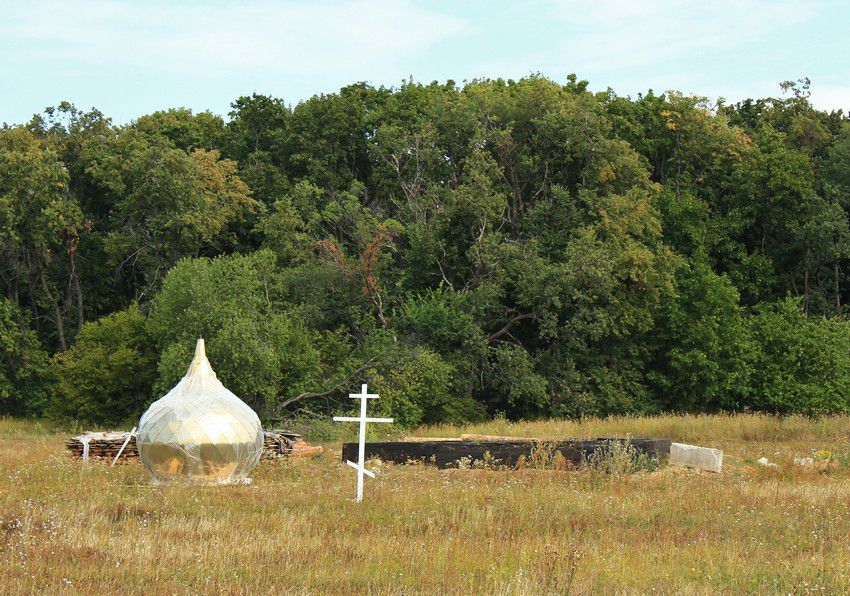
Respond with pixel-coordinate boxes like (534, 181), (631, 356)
(277, 358), (377, 411)
(487, 311), (535, 343)
(436, 259), (455, 291)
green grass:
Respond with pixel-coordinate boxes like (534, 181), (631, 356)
(1, 414), (850, 593)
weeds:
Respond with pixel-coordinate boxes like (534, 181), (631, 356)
(583, 439), (658, 476)
(526, 440), (569, 470)
(535, 541), (583, 595)
(832, 442), (850, 468)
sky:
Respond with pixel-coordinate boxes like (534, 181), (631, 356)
(1, 0), (849, 125)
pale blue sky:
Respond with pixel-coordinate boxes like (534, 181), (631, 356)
(1, 0), (848, 125)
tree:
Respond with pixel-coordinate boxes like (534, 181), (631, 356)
(714, 126), (848, 312)
(148, 251), (321, 417)
(133, 108), (227, 152)
(0, 299), (49, 415)
(0, 127), (88, 350)
(225, 94), (292, 205)
(105, 145), (257, 298)
(647, 262), (754, 412)
(2, 75), (850, 424)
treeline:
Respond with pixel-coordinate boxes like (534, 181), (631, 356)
(3, 75), (850, 426)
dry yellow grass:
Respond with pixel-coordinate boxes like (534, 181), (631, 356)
(2, 414), (850, 594)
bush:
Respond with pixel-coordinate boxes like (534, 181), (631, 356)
(49, 304), (156, 424)
(648, 262), (755, 412)
(745, 298), (850, 415)
(487, 343), (549, 417)
(351, 332), (484, 427)
(400, 288), (479, 351)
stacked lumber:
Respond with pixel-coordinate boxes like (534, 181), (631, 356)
(260, 429), (324, 458)
(64, 432), (138, 462)
(262, 429), (326, 458)
(66, 429), (323, 461)
(459, 433), (539, 441)
(262, 429), (298, 457)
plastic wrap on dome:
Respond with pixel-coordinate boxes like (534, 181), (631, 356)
(137, 338), (264, 484)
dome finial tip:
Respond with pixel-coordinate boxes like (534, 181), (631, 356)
(187, 337), (212, 377)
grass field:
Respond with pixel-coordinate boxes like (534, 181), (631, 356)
(2, 414), (850, 594)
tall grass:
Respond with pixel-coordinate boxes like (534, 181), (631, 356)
(1, 415), (849, 593)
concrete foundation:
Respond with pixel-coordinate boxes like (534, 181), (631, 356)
(670, 442), (723, 472)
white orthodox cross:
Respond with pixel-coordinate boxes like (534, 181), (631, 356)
(333, 384), (393, 502)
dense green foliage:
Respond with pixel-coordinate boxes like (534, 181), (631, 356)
(2, 76), (850, 425)
(49, 304), (156, 423)
(0, 299), (48, 415)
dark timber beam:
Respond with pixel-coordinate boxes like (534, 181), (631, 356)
(341, 438), (671, 469)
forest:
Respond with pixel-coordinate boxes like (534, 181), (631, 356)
(2, 74), (850, 426)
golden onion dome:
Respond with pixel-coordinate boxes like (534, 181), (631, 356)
(137, 338), (264, 484)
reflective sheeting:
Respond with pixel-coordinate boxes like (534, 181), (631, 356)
(137, 338), (263, 484)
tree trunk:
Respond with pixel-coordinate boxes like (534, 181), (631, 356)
(39, 267), (66, 351)
(836, 262), (841, 310)
(69, 251), (84, 332)
(6, 277), (18, 306)
(803, 246), (810, 313)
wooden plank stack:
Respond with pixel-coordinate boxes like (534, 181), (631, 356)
(264, 429), (325, 458)
(263, 429), (301, 458)
(66, 429), (323, 461)
(64, 432), (138, 462)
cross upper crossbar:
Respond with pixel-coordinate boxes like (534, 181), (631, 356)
(333, 416), (394, 423)
(349, 384), (379, 399)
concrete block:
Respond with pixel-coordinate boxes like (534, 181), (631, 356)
(670, 442), (723, 472)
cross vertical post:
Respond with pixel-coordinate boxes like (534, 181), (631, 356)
(333, 384), (393, 502)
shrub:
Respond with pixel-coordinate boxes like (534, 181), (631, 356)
(338, 329), (484, 427)
(584, 439), (659, 476)
(648, 262), (755, 411)
(745, 298), (850, 415)
(399, 288), (479, 351)
(49, 304), (156, 424)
